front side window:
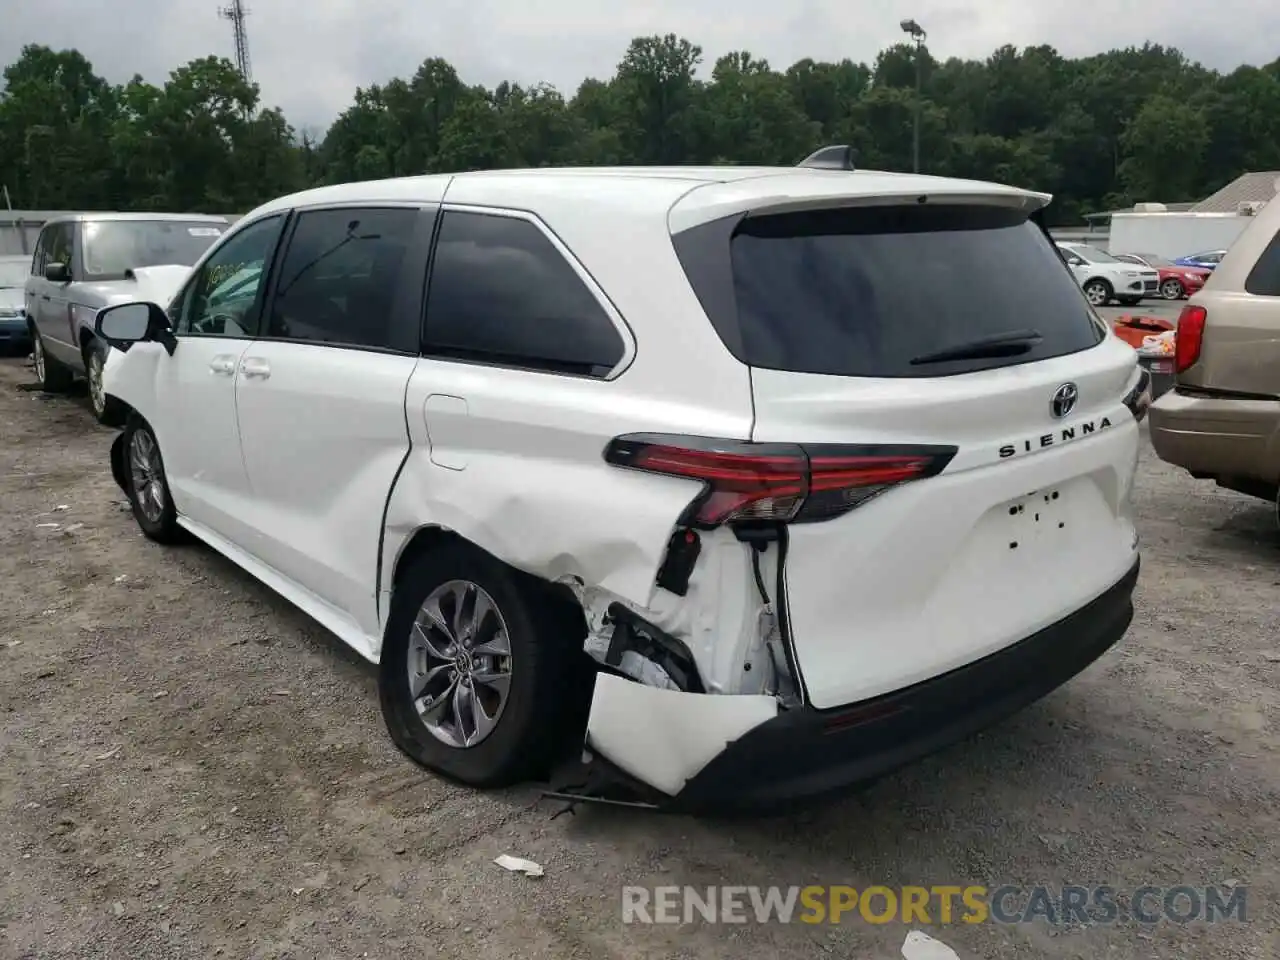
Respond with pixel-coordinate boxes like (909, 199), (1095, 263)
(30, 229), (47, 274)
(81, 220), (225, 280)
(423, 211), (626, 377)
(43, 223), (73, 271)
(264, 207), (420, 352)
(175, 215), (284, 338)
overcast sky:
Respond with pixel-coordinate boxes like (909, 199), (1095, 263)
(5, 0), (1278, 132)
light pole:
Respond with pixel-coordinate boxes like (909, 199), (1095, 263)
(899, 18), (926, 173)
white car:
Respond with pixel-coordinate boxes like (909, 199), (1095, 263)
(94, 151), (1148, 813)
(1057, 241), (1160, 307)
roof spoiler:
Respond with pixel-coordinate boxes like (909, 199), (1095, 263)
(797, 145), (856, 172)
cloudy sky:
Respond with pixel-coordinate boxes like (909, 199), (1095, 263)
(5, 0), (1278, 132)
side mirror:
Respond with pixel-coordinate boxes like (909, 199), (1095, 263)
(1069, 257), (1086, 267)
(44, 262), (71, 283)
(95, 301), (176, 356)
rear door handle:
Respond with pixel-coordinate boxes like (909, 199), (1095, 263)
(240, 357), (271, 380)
(209, 355), (237, 376)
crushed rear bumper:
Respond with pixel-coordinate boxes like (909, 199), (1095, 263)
(583, 557), (1139, 816)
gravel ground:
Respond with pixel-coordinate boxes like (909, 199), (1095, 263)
(1, 353), (1278, 960)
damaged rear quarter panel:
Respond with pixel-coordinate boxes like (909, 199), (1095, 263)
(378, 358), (756, 649)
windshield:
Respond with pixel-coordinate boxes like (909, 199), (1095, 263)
(82, 220), (225, 279)
(1071, 245), (1121, 265)
(0, 260), (27, 289)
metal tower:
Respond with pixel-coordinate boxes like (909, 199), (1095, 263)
(219, 0), (252, 82)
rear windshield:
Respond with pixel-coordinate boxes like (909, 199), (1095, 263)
(678, 204), (1104, 379)
(82, 220), (225, 280)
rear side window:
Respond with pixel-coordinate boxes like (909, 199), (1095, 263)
(266, 207), (420, 352)
(423, 211), (626, 377)
(676, 204), (1104, 378)
(1243, 227), (1280, 296)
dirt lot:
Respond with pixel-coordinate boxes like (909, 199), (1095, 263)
(1, 353), (1278, 960)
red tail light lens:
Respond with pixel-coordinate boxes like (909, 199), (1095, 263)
(603, 434), (957, 527)
(1174, 305), (1206, 374)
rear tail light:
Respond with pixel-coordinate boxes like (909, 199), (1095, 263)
(1174, 304), (1206, 374)
(603, 434), (957, 527)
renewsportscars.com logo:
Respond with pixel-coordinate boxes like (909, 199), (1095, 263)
(621, 884), (1248, 926)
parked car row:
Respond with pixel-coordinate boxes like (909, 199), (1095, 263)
(1056, 241), (1160, 305)
(22, 212), (228, 422)
(0, 255), (30, 354)
(1055, 243), (1226, 304)
(1111, 252), (1210, 300)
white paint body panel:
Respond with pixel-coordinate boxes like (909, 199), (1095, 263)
(585, 673), (777, 796)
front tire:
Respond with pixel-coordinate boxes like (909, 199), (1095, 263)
(31, 327), (74, 393)
(1161, 278), (1185, 300)
(84, 339), (126, 426)
(122, 417), (185, 544)
(1083, 279), (1112, 306)
(379, 542), (593, 788)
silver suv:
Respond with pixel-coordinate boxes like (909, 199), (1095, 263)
(24, 212), (228, 423)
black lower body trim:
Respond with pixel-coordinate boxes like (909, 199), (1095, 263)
(669, 557), (1140, 816)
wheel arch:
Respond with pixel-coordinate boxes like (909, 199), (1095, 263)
(109, 430), (129, 492)
(386, 524), (586, 634)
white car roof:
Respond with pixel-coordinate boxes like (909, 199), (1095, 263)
(242, 166), (1053, 235)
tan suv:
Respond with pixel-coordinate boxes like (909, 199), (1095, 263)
(1148, 193), (1280, 526)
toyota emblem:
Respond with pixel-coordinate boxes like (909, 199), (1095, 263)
(1050, 382), (1079, 419)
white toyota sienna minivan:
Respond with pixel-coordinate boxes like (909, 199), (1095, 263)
(94, 147), (1148, 814)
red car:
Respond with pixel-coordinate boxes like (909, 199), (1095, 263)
(1113, 253), (1210, 300)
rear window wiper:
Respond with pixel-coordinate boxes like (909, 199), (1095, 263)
(910, 329), (1043, 366)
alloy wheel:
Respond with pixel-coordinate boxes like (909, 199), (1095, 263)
(128, 429), (166, 524)
(407, 579), (513, 749)
(1085, 283), (1107, 306)
(1161, 279), (1183, 300)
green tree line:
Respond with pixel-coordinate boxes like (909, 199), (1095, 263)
(2, 37), (1279, 224)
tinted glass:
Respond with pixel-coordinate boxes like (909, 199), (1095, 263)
(82, 220), (225, 279)
(720, 204), (1103, 378)
(266, 207), (418, 352)
(423, 211), (625, 377)
(177, 215), (282, 338)
(1073, 244), (1120, 264)
(0, 259), (26, 288)
(44, 223), (72, 268)
(1244, 228), (1280, 297)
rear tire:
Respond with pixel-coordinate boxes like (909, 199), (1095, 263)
(379, 541), (593, 788)
(31, 327), (74, 393)
(122, 417), (185, 544)
(1161, 278), (1184, 300)
(84, 339), (126, 426)
(1083, 279), (1112, 306)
